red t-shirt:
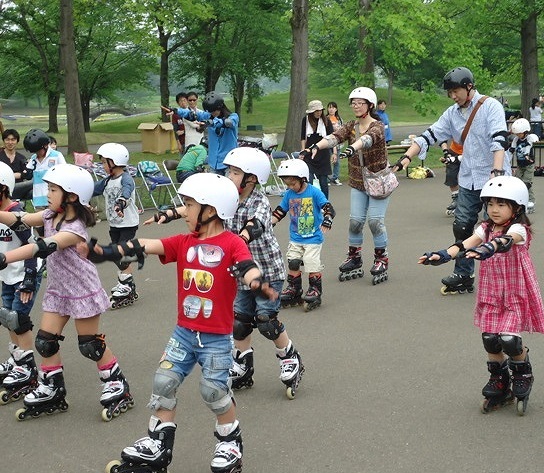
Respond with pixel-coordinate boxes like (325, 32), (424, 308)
(160, 231), (252, 334)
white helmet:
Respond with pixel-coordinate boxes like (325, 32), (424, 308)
(511, 118), (531, 134)
(277, 159), (310, 181)
(96, 143), (130, 166)
(0, 162), (15, 195)
(349, 87), (377, 108)
(480, 175), (529, 208)
(223, 147), (271, 184)
(43, 163), (95, 206)
(177, 173), (239, 219)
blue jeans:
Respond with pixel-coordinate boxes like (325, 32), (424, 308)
(348, 187), (390, 248)
(162, 326), (233, 391)
(234, 280), (283, 319)
(309, 174), (329, 199)
(452, 186), (483, 276)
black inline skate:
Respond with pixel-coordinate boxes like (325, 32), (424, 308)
(0, 350), (37, 404)
(440, 273), (474, 295)
(509, 355), (534, 416)
(446, 192), (458, 216)
(99, 363), (135, 421)
(280, 274), (303, 308)
(303, 275), (322, 312)
(338, 246), (364, 281)
(106, 416), (177, 473)
(229, 348), (254, 389)
(15, 367), (68, 420)
(0, 342), (17, 382)
(277, 343), (305, 399)
(370, 248), (389, 285)
(211, 422), (243, 473)
(481, 360), (513, 413)
(111, 273), (139, 310)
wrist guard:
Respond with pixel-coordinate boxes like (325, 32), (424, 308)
(421, 249), (452, 265)
(241, 217), (264, 244)
(272, 206), (286, 223)
(339, 145), (355, 159)
(118, 239), (147, 270)
(32, 238), (58, 258)
(467, 242), (495, 260)
(492, 168), (505, 177)
(87, 238), (123, 265)
(322, 215), (333, 229)
(19, 267), (37, 293)
(228, 259), (258, 279)
(0, 253), (6, 271)
(154, 207), (182, 224)
(114, 197), (127, 211)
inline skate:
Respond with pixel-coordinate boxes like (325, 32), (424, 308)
(0, 349), (37, 404)
(440, 273), (474, 295)
(509, 355), (534, 416)
(229, 348), (254, 389)
(106, 416), (176, 473)
(15, 367), (68, 420)
(446, 193), (458, 216)
(338, 246), (364, 281)
(111, 273), (139, 310)
(481, 360), (513, 413)
(280, 274), (303, 308)
(303, 275), (322, 312)
(0, 342), (17, 382)
(277, 343), (305, 399)
(211, 422), (243, 473)
(99, 363), (135, 421)
(370, 248), (389, 285)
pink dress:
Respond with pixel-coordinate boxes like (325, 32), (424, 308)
(41, 210), (110, 318)
(474, 222), (544, 334)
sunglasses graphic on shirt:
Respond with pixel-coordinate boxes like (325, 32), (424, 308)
(182, 269), (214, 292)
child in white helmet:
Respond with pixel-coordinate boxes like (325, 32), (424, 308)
(0, 163), (133, 421)
(93, 143), (140, 308)
(509, 118), (538, 212)
(0, 162), (41, 404)
(86, 173), (277, 473)
(419, 176), (544, 415)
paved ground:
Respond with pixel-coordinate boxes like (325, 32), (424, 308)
(3, 169), (544, 473)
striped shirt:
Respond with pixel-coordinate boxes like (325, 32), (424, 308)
(414, 91), (510, 190)
(225, 188), (286, 288)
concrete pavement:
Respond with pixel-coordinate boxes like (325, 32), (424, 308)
(2, 169), (544, 473)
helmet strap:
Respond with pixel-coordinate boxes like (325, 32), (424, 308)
(194, 204), (219, 233)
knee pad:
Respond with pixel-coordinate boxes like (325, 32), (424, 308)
(78, 334), (106, 361)
(0, 307), (27, 333)
(368, 217), (385, 237)
(233, 315), (253, 341)
(35, 329), (64, 358)
(287, 259), (303, 271)
(13, 312), (33, 335)
(256, 314), (284, 341)
(499, 334), (523, 357)
(349, 218), (364, 235)
(200, 377), (232, 415)
(148, 365), (183, 411)
(452, 219), (472, 241)
(482, 332), (502, 354)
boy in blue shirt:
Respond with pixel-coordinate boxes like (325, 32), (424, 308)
(272, 159), (335, 311)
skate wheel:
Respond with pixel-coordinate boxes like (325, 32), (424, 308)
(101, 408), (113, 422)
(338, 274), (346, 282)
(286, 386), (295, 400)
(440, 286), (449, 295)
(119, 404), (128, 413)
(0, 390), (9, 404)
(105, 460), (121, 473)
(481, 398), (491, 414)
(516, 398), (527, 416)
(15, 407), (27, 421)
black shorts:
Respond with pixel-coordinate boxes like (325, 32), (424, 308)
(109, 226), (138, 244)
(444, 162), (460, 187)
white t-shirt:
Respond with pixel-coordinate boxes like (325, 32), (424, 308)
(27, 148), (66, 207)
(475, 223), (526, 245)
(529, 106), (542, 122)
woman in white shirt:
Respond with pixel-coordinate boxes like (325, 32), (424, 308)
(528, 98), (542, 139)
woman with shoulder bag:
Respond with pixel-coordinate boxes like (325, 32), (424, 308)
(300, 87), (396, 286)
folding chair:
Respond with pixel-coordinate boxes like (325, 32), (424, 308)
(263, 150), (289, 196)
(162, 159), (184, 206)
(137, 160), (177, 210)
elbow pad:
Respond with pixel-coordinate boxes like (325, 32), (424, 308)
(228, 259), (258, 279)
(32, 238), (58, 258)
(241, 217), (264, 244)
(492, 130), (510, 151)
(272, 206), (286, 222)
(10, 212), (31, 232)
(493, 235), (514, 253)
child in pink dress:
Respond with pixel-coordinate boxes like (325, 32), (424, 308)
(418, 176), (544, 415)
(0, 164), (133, 421)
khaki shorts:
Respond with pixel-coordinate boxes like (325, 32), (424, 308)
(286, 241), (324, 273)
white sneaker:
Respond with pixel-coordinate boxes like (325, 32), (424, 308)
(333, 178), (342, 186)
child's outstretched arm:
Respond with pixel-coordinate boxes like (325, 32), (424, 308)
(85, 237), (165, 269)
(418, 234), (483, 265)
(143, 206), (185, 225)
(464, 232), (522, 260)
(0, 209), (45, 230)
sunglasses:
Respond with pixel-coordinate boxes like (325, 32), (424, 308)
(188, 99), (197, 102)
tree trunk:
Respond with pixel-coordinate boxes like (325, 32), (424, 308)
(283, 0), (308, 153)
(520, 10), (539, 120)
(47, 92), (60, 134)
(80, 95), (91, 132)
(231, 75), (245, 126)
(159, 30), (171, 122)
(358, 0), (374, 88)
(60, 0), (87, 154)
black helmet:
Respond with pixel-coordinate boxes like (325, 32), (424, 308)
(202, 91), (224, 113)
(23, 129), (50, 153)
(443, 67), (474, 90)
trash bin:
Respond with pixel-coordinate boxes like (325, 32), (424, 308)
(137, 122), (176, 154)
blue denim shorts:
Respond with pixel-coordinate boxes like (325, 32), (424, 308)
(233, 280), (283, 319)
(162, 326), (234, 390)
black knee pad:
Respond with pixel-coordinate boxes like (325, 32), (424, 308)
(482, 332), (502, 354)
(78, 334), (107, 361)
(452, 219), (472, 242)
(35, 329), (64, 358)
(13, 312), (33, 335)
(349, 218), (364, 235)
(256, 314), (284, 341)
(499, 334), (523, 357)
(233, 314), (253, 340)
(287, 259), (303, 271)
